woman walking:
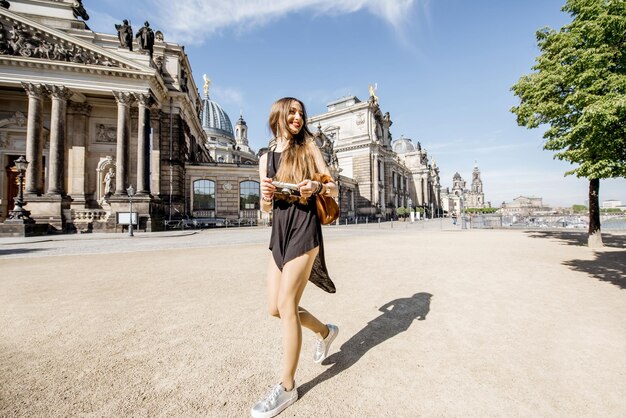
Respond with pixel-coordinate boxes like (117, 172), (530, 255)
(251, 97), (339, 418)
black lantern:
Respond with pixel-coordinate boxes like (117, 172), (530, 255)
(127, 184), (135, 237)
(7, 156), (32, 222)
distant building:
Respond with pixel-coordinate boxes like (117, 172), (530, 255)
(308, 94), (441, 218)
(439, 162), (488, 215)
(500, 196), (551, 216)
(185, 79), (260, 222)
(601, 200), (624, 209)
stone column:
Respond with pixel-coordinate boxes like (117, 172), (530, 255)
(67, 102), (91, 206)
(22, 83), (47, 195)
(423, 176), (430, 206)
(372, 151), (379, 207)
(379, 158), (386, 210)
(134, 93), (152, 195)
(112, 91), (133, 195)
(47, 85), (73, 196)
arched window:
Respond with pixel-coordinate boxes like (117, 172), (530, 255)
(193, 179), (215, 210)
(240, 180), (260, 210)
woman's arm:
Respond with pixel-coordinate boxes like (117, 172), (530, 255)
(258, 153), (275, 213)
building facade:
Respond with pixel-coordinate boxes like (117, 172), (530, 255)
(183, 79), (261, 224)
(439, 163), (488, 216)
(308, 94), (441, 218)
(500, 196), (547, 216)
(0, 0), (209, 233)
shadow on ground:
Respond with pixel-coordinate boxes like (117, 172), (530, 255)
(526, 231), (626, 290)
(299, 292), (432, 397)
(0, 248), (45, 257)
(525, 230), (624, 248)
(563, 252), (626, 290)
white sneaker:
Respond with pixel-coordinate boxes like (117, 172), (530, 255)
(313, 324), (338, 364)
(250, 382), (298, 418)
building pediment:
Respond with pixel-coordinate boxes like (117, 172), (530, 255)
(0, 8), (152, 73)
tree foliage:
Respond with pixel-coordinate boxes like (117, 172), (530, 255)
(511, 0), (626, 179)
(466, 207), (498, 214)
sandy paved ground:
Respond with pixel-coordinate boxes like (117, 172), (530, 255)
(0, 224), (625, 417)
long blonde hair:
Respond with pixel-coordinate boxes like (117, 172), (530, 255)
(268, 97), (319, 186)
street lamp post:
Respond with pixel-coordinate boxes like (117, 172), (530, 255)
(127, 184), (135, 237)
(7, 156), (32, 222)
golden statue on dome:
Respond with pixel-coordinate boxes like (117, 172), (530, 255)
(368, 82), (378, 105)
(203, 74), (211, 97)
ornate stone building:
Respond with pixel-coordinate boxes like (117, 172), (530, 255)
(0, 0), (209, 232)
(440, 162), (489, 215)
(200, 76), (256, 165)
(391, 135), (441, 214)
(500, 196), (546, 216)
(308, 93), (441, 218)
(184, 78), (260, 223)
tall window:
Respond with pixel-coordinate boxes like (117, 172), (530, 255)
(240, 180), (260, 210)
(193, 180), (215, 210)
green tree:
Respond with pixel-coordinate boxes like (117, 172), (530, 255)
(511, 0), (626, 248)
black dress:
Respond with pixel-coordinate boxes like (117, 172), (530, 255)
(267, 151), (336, 293)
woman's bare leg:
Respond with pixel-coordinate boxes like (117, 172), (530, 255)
(298, 307), (329, 338)
(267, 257), (329, 337)
(276, 247), (319, 389)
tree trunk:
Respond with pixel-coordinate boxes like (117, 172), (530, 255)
(587, 178), (603, 248)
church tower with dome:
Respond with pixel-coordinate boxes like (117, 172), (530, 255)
(200, 75), (257, 164)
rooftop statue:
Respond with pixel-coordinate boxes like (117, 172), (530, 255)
(368, 82), (378, 105)
(71, 0), (89, 20)
(135, 21), (155, 56)
(114, 19), (133, 51)
(203, 74), (211, 97)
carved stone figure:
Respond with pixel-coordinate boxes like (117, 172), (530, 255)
(155, 30), (164, 42)
(369, 82), (378, 105)
(0, 20), (121, 67)
(135, 21), (155, 56)
(115, 19), (133, 51)
(104, 168), (115, 196)
(52, 42), (68, 61)
(36, 39), (53, 59)
(0, 22), (8, 53)
(180, 67), (188, 92)
(154, 55), (164, 75)
(203, 74), (211, 97)
(71, 0), (89, 21)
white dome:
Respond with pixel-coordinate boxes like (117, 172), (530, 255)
(201, 96), (234, 139)
(392, 136), (415, 154)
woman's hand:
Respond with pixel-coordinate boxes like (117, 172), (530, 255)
(261, 177), (276, 201)
(298, 179), (319, 199)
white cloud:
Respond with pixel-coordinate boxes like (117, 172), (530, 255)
(86, 10), (119, 34)
(153, 0), (417, 44)
(213, 86), (245, 107)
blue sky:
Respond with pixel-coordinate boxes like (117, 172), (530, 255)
(86, 0), (625, 207)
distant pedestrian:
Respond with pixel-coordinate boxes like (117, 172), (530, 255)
(251, 97), (339, 418)
(452, 212), (457, 225)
